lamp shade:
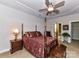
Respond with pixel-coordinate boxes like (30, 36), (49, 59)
(12, 28), (19, 35)
(12, 28), (19, 41)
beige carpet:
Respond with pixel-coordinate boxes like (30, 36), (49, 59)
(0, 40), (79, 58)
(64, 40), (79, 58)
(0, 48), (35, 58)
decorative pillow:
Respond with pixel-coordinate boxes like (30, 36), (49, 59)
(29, 32), (33, 37)
(25, 32), (30, 37)
(29, 32), (37, 37)
(36, 32), (42, 37)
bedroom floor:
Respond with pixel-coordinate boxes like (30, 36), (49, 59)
(63, 40), (79, 58)
(0, 40), (79, 58)
(0, 48), (35, 58)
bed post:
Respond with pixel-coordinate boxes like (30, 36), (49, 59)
(35, 25), (37, 31)
(44, 12), (48, 36)
(44, 17), (47, 36)
(21, 24), (23, 40)
(44, 12), (49, 57)
(44, 16), (48, 42)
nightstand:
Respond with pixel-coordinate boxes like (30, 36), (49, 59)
(10, 39), (23, 54)
(50, 44), (67, 58)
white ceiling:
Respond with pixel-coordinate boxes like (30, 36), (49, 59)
(0, 0), (79, 19)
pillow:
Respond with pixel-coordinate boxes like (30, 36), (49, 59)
(25, 32), (30, 37)
(29, 32), (37, 37)
(36, 32), (42, 37)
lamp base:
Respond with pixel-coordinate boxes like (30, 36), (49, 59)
(14, 34), (18, 41)
(14, 39), (17, 41)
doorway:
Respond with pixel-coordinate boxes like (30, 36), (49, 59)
(70, 21), (79, 49)
(54, 23), (61, 40)
(71, 22), (79, 40)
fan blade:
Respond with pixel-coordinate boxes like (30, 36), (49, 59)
(53, 9), (59, 14)
(46, 11), (54, 16)
(46, 11), (49, 15)
(39, 8), (47, 12)
(45, 0), (50, 7)
(55, 1), (65, 8)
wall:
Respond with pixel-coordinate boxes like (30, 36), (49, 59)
(48, 14), (79, 42)
(0, 4), (44, 53)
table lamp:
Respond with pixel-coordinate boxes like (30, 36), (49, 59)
(13, 28), (19, 41)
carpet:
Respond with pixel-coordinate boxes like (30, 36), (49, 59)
(0, 40), (79, 58)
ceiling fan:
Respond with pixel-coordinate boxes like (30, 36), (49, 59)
(39, 0), (65, 15)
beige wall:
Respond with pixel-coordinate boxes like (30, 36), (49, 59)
(0, 4), (44, 53)
(48, 14), (79, 42)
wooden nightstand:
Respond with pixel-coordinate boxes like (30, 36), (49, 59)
(50, 44), (67, 58)
(10, 39), (23, 54)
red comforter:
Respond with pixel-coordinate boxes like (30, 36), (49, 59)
(23, 36), (57, 58)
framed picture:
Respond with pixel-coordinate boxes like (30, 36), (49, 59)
(63, 25), (69, 30)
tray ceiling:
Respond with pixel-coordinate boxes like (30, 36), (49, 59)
(0, 0), (79, 19)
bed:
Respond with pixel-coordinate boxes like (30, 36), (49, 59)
(23, 31), (57, 58)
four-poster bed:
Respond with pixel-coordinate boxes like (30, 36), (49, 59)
(21, 24), (58, 58)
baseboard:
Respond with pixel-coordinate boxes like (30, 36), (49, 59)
(0, 48), (10, 54)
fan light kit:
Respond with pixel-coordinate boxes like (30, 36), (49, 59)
(48, 5), (54, 11)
